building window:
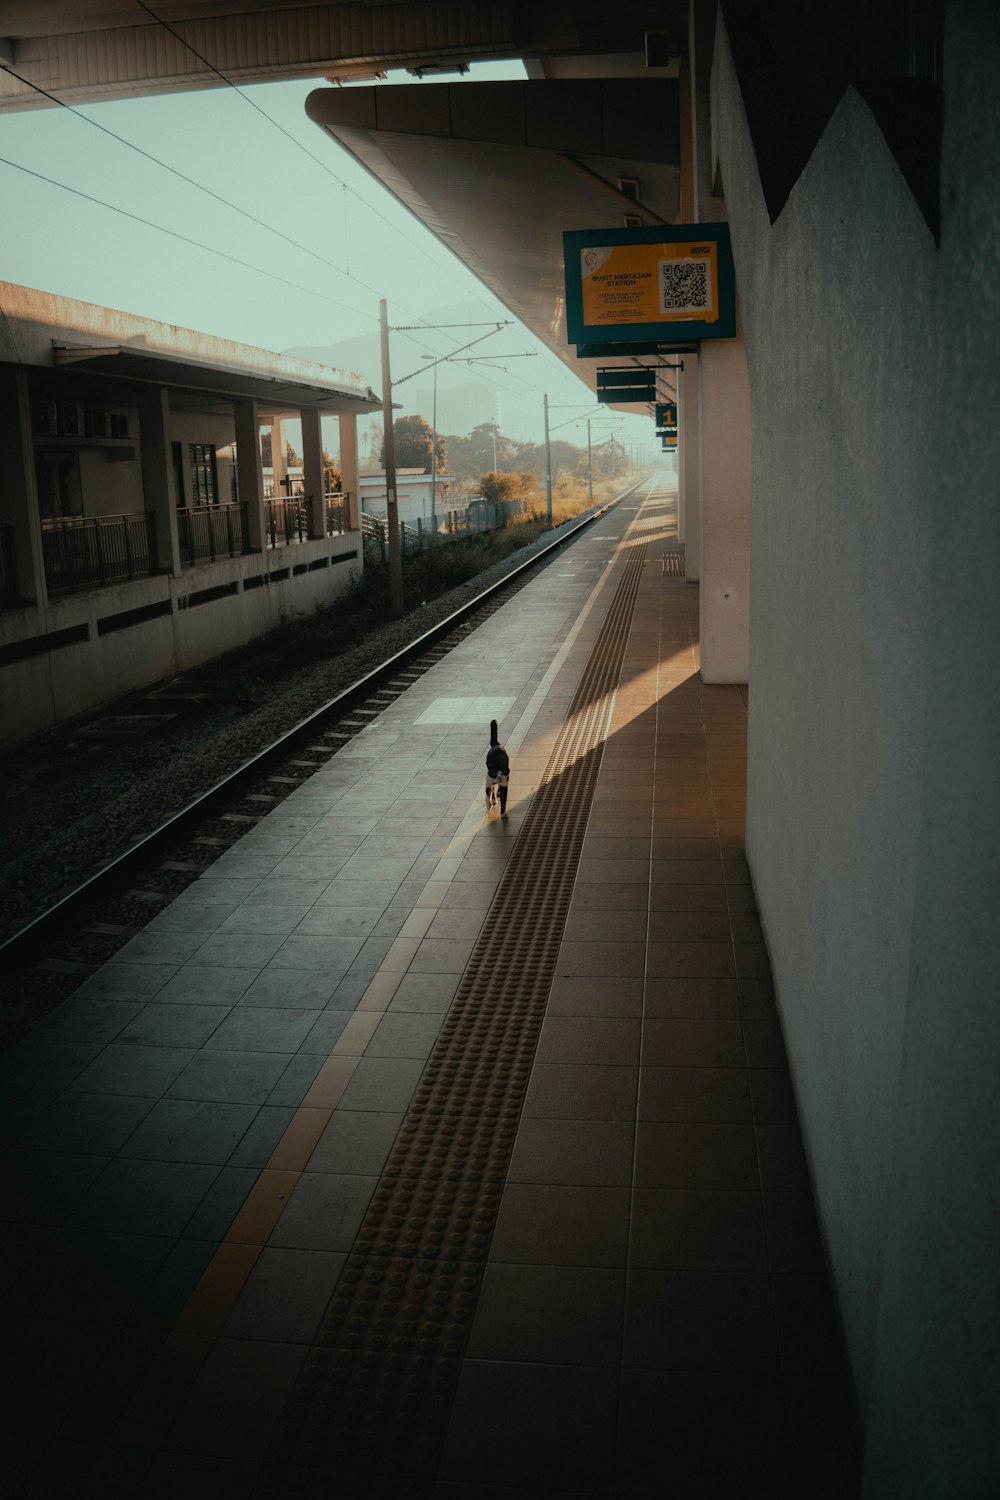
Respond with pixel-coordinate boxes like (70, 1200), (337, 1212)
(189, 444), (218, 507)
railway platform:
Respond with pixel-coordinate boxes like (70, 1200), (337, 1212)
(1, 477), (857, 1497)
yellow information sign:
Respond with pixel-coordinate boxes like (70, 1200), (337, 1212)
(580, 240), (720, 328)
(564, 225), (735, 345)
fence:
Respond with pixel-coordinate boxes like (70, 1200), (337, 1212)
(360, 497), (527, 565)
(264, 497), (309, 548)
(177, 503), (249, 567)
(361, 513), (428, 563)
(325, 492), (346, 536)
(42, 512), (158, 597)
(441, 497), (528, 534)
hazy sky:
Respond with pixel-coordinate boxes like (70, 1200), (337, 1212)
(0, 61), (655, 457)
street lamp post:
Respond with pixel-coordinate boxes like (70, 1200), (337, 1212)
(430, 360), (437, 533)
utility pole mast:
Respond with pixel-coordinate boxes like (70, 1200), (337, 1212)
(543, 393), (553, 526)
(587, 418), (593, 505)
(379, 298), (404, 618)
(430, 362), (437, 534)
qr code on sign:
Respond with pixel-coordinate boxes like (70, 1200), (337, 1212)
(659, 259), (711, 314)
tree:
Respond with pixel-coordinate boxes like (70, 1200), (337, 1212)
(378, 414), (448, 473)
(478, 470), (530, 504)
(322, 449), (341, 492)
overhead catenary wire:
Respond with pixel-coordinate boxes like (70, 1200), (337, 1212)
(0, 4), (500, 374)
(128, 0), (499, 350)
(0, 154), (375, 321)
(129, 0), (587, 407)
(0, 2), (632, 442)
(0, 59), (374, 296)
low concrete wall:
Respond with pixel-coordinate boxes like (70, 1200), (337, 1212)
(0, 531), (361, 745)
(713, 2), (1000, 1490)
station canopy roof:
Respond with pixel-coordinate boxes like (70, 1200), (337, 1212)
(52, 340), (382, 416)
(306, 67), (682, 409)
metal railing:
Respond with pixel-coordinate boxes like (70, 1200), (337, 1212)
(265, 497), (309, 548)
(42, 512), (158, 597)
(360, 512), (445, 563)
(177, 503), (249, 567)
(359, 497), (528, 565)
(360, 511), (388, 563)
(442, 497), (528, 534)
(1, 527), (17, 609)
(325, 492), (346, 535)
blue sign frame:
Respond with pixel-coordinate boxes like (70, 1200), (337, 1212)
(564, 224), (736, 347)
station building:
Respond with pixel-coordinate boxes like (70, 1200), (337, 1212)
(0, 282), (379, 745)
(0, 2), (997, 1492)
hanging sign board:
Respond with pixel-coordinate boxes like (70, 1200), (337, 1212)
(596, 366), (656, 406)
(661, 433), (678, 449)
(597, 387), (655, 404)
(655, 402), (677, 431)
(564, 224), (736, 346)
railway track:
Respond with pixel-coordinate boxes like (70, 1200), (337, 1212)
(0, 488), (638, 1046)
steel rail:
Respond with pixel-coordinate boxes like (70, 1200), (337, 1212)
(1, 483), (643, 965)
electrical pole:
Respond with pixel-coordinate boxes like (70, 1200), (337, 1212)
(430, 359), (437, 534)
(587, 418), (593, 505)
(379, 298), (403, 618)
(543, 393), (553, 526)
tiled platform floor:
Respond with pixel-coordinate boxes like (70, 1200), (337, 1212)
(0, 479), (857, 1497)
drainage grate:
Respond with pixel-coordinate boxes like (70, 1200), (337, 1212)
(662, 549), (686, 578)
(260, 535), (649, 1496)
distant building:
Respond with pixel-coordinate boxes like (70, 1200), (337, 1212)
(359, 468), (457, 530)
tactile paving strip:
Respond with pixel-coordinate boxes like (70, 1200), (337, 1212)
(259, 530), (649, 1498)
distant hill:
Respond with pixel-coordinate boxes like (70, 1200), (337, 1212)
(284, 329), (379, 383)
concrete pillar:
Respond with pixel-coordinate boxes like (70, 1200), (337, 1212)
(270, 416), (286, 498)
(683, 0), (749, 673)
(137, 386), (181, 578)
(234, 399), (266, 553)
(0, 364), (46, 605)
(301, 407), (325, 538)
(338, 412), (360, 532)
(678, 358), (702, 579)
(676, 12), (701, 572)
(698, 327), (750, 682)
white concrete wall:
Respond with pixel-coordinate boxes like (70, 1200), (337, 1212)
(698, 333), (751, 681)
(76, 443), (141, 518)
(170, 412), (239, 507)
(712, 1), (1000, 1489)
(0, 532), (362, 744)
